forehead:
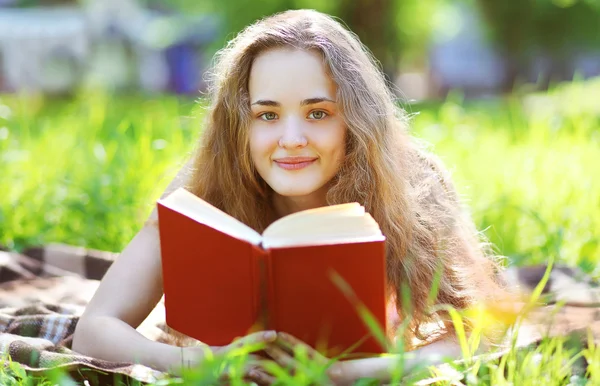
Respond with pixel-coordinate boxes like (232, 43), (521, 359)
(248, 48), (337, 101)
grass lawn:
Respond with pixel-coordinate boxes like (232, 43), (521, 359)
(1, 76), (599, 384)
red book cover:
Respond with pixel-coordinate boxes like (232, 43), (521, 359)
(157, 196), (388, 355)
(158, 203), (261, 346)
(266, 242), (387, 355)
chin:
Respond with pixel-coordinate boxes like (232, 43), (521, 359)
(272, 187), (318, 197)
(270, 182), (324, 198)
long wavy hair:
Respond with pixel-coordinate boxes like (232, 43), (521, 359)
(184, 9), (506, 347)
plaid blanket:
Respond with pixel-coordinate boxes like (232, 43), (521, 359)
(0, 244), (172, 385)
(1, 244), (599, 385)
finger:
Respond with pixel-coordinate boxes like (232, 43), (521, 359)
(264, 345), (296, 369)
(228, 331), (277, 351)
(247, 354), (263, 362)
(276, 332), (326, 363)
(219, 360), (274, 385)
(245, 368), (276, 386)
(277, 332), (310, 349)
(275, 332), (301, 352)
(326, 363), (346, 384)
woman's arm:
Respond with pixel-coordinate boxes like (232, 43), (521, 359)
(72, 157), (194, 373)
(266, 332), (464, 385)
(72, 216), (185, 372)
(334, 338), (463, 385)
(73, 157), (278, 382)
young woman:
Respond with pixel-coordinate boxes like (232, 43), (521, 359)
(72, 9), (506, 385)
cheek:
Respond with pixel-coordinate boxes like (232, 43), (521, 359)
(319, 124), (347, 158)
(249, 126), (276, 160)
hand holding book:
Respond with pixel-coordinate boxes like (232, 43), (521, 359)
(173, 330), (277, 383)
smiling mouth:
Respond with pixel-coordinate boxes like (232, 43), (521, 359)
(273, 157), (317, 170)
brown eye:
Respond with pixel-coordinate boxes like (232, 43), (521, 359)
(260, 112), (278, 121)
(308, 110), (327, 120)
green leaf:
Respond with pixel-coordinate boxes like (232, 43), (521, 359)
(8, 361), (26, 380)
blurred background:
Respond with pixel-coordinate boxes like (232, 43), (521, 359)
(0, 0), (599, 98)
(1, 0), (599, 274)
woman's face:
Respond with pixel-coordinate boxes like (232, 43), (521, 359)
(248, 48), (346, 199)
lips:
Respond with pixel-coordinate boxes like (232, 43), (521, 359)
(273, 157), (317, 170)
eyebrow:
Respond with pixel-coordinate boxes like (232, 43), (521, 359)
(251, 97), (336, 107)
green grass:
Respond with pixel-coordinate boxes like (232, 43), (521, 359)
(1, 76), (599, 384)
(407, 80), (600, 271)
(0, 91), (203, 252)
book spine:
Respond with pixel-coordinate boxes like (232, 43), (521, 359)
(251, 245), (268, 330)
(264, 249), (277, 331)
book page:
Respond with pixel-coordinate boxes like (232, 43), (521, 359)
(158, 188), (262, 245)
(262, 204), (384, 249)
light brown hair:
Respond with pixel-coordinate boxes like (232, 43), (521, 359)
(184, 9), (506, 348)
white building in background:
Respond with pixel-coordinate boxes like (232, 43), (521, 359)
(428, 3), (506, 97)
(399, 3), (600, 100)
(0, 0), (218, 94)
(79, 0), (166, 91)
(0, 7), (88, 93)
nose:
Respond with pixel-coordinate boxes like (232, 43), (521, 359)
(278, 117), (308, 149)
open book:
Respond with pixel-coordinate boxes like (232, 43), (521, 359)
(157, 187), (388, 355)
